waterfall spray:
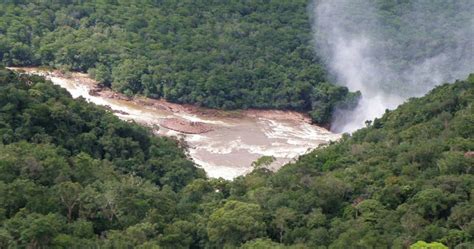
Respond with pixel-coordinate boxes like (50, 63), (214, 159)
(312, 0), (474, 132)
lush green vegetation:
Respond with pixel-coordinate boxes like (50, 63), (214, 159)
(0, 68), (205, 190)
(1, 68), (472, 248)
(0, 68), (207, 248)
(0, 0), (359, 125)
(0, 1), (473, 248)
(252, 75), (474, 248)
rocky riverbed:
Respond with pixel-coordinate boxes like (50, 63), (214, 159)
(8, 67), (341, 179)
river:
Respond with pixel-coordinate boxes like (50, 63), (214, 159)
(9, 67), (341, 179)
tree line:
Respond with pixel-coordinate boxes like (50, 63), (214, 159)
(1, 68), (472, 248)
(0, 0), (359, 125)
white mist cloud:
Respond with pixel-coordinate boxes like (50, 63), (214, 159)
(312, 0), (474, 133)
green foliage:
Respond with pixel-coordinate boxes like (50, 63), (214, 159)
(217, 76), (473, 248)
(0, 69), (205, 248)
(0, 69), (204, 189)
(251, 156), (276, 169)
(207, 201), (266, 247)
(0, 0), (358, 124)
(410, 241), (448, 249)
(0, 52), (473, 248)
(240, 238), (286, 249)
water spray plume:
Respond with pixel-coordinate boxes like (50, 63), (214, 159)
(312, 0), (474, 133)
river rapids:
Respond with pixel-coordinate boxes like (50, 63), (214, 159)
(10, 68), (341, 179)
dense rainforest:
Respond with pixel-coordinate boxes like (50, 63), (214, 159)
(0, 68), (472, 248)
(0, 0), (359, 125)
(1, 0), (473, 248)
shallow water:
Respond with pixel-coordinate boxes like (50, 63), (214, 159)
(13, 68), (341, 179)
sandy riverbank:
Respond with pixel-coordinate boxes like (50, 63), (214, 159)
(10, 67), (317, 133)
(8, 67), (341, 179)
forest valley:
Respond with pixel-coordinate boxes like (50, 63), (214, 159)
(0, 0), (473, 248)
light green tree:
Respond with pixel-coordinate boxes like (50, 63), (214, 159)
(207, 201), (266, 247)
(410, 241), (448, 249)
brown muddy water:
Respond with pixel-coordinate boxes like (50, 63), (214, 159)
(9, 67), (341, 179)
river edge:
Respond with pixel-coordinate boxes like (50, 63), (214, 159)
(9, 67), (320, 133)
(8, 66), (341, 179)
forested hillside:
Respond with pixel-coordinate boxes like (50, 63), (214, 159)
(0, 0), (359, 124)
(254, 75), (474, 248)
(0, 68), (206, 247)
(1, 68), (472, 248)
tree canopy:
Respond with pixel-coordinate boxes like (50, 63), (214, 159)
(0, 0), (359, 125)
(1, 68), (472, 248)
